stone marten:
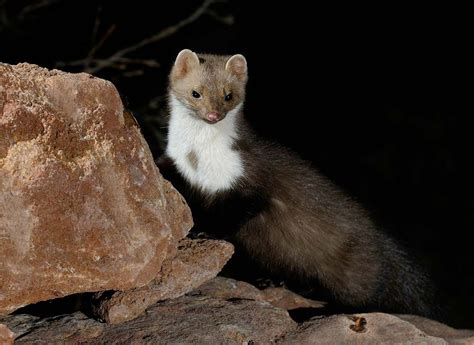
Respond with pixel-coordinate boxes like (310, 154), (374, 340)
(159, 49), (435, 317)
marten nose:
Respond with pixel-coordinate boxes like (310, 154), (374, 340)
(207, 111), (220, 122)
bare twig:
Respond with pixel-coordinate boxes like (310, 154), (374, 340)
(57, 57), (160, 71)
(19, 0), (62, 19)
(0, 0), (10, 30)
(205, 9), (234, 25)
(56, 0), (231, 75)
(84, 4), (103, 70)
(90, 4), (102, 47)
(84, 0), (217, 74)
(116, 57), (160, 68)
(84, 24), (116, 69)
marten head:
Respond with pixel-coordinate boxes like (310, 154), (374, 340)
(169, 49), (248, 124)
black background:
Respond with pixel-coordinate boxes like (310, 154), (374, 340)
(1, 0), (472, 327)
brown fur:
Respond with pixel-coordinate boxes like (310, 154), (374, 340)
(170, 51), (246, 123)
(231, 134), (382, 305)
(186, 151), (198, 170)
(162, 50), (435, 317)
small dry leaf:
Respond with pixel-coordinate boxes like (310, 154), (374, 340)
(349, 316), (367, 333)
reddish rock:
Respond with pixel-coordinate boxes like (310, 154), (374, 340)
(1, 294), (296, 344)
(195, 276), (266, 302)
(0, 63), (192, 314)
(92, 238), (234, 324)
(195, 277), (324, 311)
(280, 313), (448, 344)
(260, 287), (325, 310)
(0, 324), (14, 345)
(397, 314), (474, 344)
(1, 291), (473, 344)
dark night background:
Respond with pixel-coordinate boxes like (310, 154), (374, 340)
(1, 0), (472, 328)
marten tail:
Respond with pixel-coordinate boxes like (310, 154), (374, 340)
(376, 237), (438, 318)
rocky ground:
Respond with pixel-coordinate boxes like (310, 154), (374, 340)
(2, 277), (474, 344)
(1, 63), (473, 344)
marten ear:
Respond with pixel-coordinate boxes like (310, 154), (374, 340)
(226, 54), (247, 81)
(173, 49), (200, 78)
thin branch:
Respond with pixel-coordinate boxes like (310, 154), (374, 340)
(84, 24), (116, 70)
(205, 9), (234, 25)
(90, 4), (102, 47)
(19, 0), (62, 19)
(0, 2), (8, 30)
(85, 0), (216, 74)
(57, 57), (160, 70)
(84, 4), (103, 70)
(55, 0), (232, 75)
(116, 57), (160, 68)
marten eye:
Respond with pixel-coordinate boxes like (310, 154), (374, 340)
(224, 93), (233, 101)
(192, 90), (201, 99)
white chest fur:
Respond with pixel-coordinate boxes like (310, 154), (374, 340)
(166, 96), (245, 194)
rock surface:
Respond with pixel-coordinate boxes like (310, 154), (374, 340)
(195, 276), (324, 311)
(194, 276), (267, 302)
(0, 324), (14, 345)
(1, 276), (474, 344)
(3, 296), (474, 345)
(260, 287), (325, 310)
(397, 314), (474, 344)
(279, 313), (449, 344)
(1, 294), (297, 344)
(92, 238), (234, 324)
(0, 63), (193, 314)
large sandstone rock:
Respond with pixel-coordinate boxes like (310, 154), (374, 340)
(0, 294), (297, 344)
(92, 238), (234, 324)
(0, 63), (193, 314)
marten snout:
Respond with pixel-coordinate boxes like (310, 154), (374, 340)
(207, 111), (221, 123)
